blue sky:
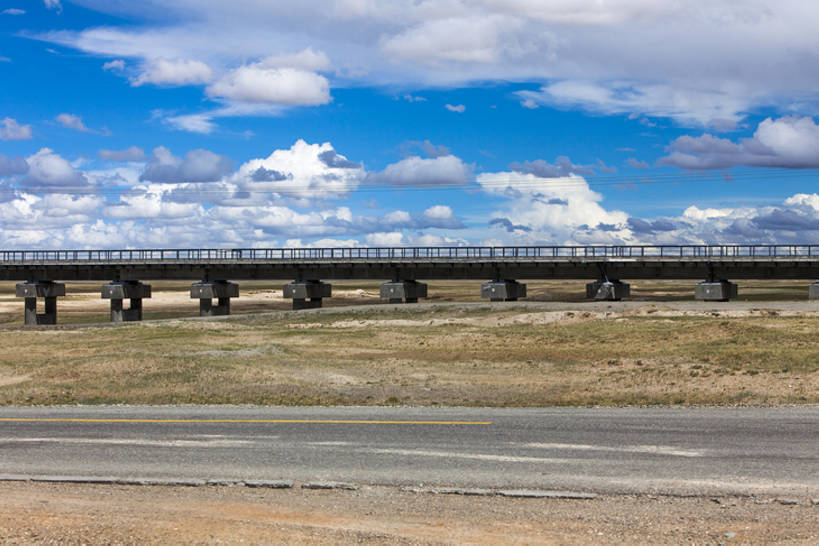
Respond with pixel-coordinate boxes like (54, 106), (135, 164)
(1, 0), (818, 249)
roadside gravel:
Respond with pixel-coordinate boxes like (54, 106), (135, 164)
(0, 481), (816, 544)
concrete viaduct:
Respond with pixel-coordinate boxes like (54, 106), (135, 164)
(1, 245), (817, 325)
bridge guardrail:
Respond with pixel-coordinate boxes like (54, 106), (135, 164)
(0, 245), (817, 263)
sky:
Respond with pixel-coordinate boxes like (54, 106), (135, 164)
(1, 0), (818, 250)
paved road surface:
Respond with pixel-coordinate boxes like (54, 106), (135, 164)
(0, 406), (816, 496)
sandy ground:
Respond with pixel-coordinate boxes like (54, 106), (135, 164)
(0, 482), (816, 545)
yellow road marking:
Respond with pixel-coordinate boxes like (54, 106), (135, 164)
(0, 418), (491, 425)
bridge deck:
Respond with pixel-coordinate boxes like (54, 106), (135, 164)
(1, 245), (817, 281)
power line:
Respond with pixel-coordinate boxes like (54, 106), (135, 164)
(1, 168), (817, 198)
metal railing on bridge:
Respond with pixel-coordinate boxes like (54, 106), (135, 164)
(0, 244), (817, 263)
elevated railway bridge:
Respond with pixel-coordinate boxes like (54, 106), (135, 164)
(1, 244), (817, 325)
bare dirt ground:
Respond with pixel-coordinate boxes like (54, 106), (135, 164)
(0, 482), (816, 545)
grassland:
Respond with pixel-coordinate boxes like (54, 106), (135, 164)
(0, 279), (816, 406)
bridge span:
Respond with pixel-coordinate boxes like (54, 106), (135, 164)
(2, 244), (818, 325)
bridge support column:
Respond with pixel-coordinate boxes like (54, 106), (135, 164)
(695, 280), (738, 302)
(191, 281), (239, 316)
(283, 280), (331, 310)
(809, 283), (819, 300)
(102, 281), (151, 322)
(381, 280), (427, 303)
(16, 281), (66, 325)
(481, 280), (526, 302)
(586, 280), (630, 301)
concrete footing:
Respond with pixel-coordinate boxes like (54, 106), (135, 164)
(381, 280), (428, 303)
(16, 281), (66, 325)
(586, 280), (630, 301)
(695, 280), (738, 302)
(191, 281), (239, 316)
(481, 280), (526, 302)
(102, 281), (151, 322)
(283, 280), (331, 310)
(809, 283), (819, 300)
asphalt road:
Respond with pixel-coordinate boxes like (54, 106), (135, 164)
(0, 406), (816, 496)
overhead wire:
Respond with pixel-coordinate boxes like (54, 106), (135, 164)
(0, 167), (816, 198)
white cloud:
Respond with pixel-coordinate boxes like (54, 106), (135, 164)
(23, 148), (89, 190)
(365, 231), (404, 246)
(104, 191), (202, 219)
(445, 104), (465, 113)
(284, 237), (360, 248)
(1, 8), (25, 15)
(41, 0), (819, 125)
(659, 116), (819, 169)
(232, 139), (365, 200)
(140, 147), (233, 183)
(132, 58), (213, 87)
(98, 146), (146, 162)
(517, 81), (751, 128)
(382, 14), (519, 64)
(164, 113), (217, 134)
(0, 117), (32, 140)
(207, 65), (330, 106)
(260, 47), (331, 71)
(102, 59), (125, 71)
(367, 155), (471, 187)
(383, 210), (411, 224)
(479, 170), (632, 244)
(55, 113), (92, 132)
(0, 154), (28, 177)
(44, 0), (61, 12)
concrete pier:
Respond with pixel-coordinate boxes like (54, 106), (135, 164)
(810, 283), (819, 300)
(695, 280), (738, 302)
(102, 281), (151, 322)
(481, 280), (526, 302)
(283, 280), (331, 310)
(381, 280), (428, 303)
(190, 281), (239, 316)
(586, 280), (630, 301)
(16, 281), (66, 325)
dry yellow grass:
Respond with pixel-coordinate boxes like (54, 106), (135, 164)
(0, 284), (816, 406)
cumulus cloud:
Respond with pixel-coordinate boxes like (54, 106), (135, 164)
(365, 231), (404, 246)
(0, 154), (29, 177)
(206, 65), (330, 106)
(509, 156), (595, 178)
(367, 155), (471, 187)
(445, 104), (466, 113)
(626, 158), (650, 169)
(232, 139), (365, 200)
(419, 205), (462, 228)
(489, 217), (532, 233)
(401, 140), (450, 158)
(98, 146), (146, 162)
(140, 147), (233, 183)
(55, 113), (92, 132)
(132, 58), (213, 87)
(318, 149), (360, 169)
(659, 116), (819, 169)
(0, 117), (32, 140)
(44, 0), (61, 12)
(22, 148), (89, 190)
(479, 170), (632, 244)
